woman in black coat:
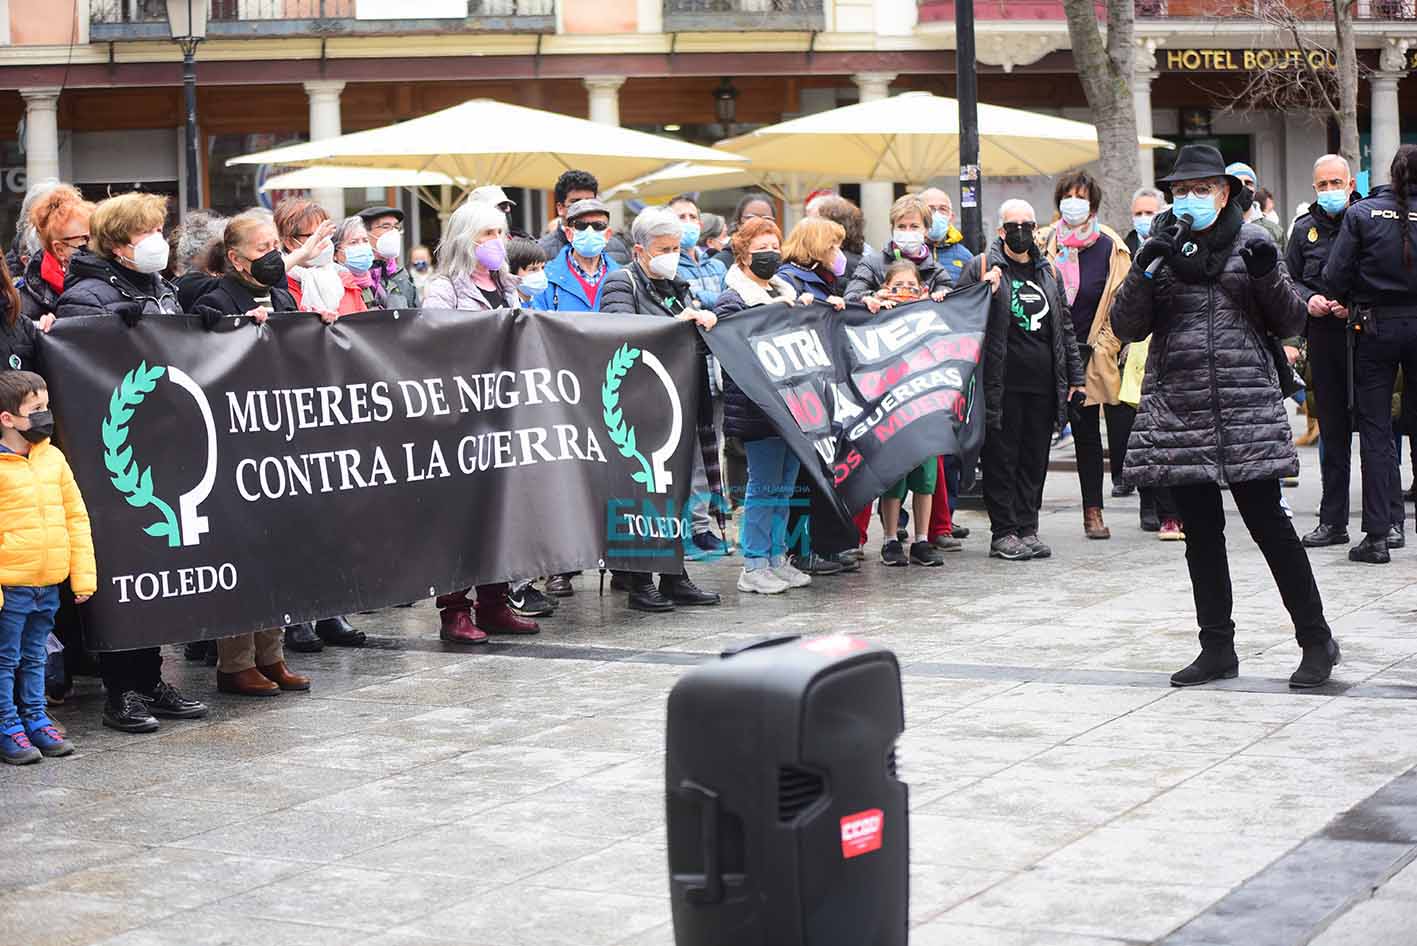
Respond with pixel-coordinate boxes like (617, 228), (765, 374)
(1112, 144), (1338, 690)
(0, 256), (45, 373)
(52, 192), (210, 734)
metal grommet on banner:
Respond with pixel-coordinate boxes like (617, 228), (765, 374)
(283, 613), (291, 624)
(428, 586), (435, 597)
(393, 312), (400, 319)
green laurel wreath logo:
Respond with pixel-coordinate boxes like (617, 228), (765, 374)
(103, 362), (181, 547)
(602, 343), (655, 489)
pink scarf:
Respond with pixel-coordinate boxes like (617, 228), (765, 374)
(1055, 217), (1102, 306)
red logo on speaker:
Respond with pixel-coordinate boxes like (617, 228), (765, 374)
(840, 808), (884, 859)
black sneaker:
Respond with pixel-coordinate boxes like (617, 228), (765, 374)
(1349, 536), (1391, 564)
(881, 539), (909, 566)
(102, 691), (159, 734)
(507, 585), (555, 617)
(1290, 639), (1341, 689)
(826, 551), (861, 572)
(627, 578), (675, 612)
(544, 575), (574, 597)
(1019, 533), (1052, 559)
(989, 535), (1034, 561)
(1302, 523), (1350, 548)
(135, 681), (208, 720)
(687, 532), (727, 560)
(1170, 649), (1240, 687)
(950, 525), (970, 540)
(790, 552), (845, 576)
(909, 540), (944, 566)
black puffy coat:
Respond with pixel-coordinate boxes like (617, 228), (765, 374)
(958, 240), (1084, 432)
(713, 278), (798, 442)
(16, 253), (61, 322)
(56, 251), (179, 320)
(0, 295), (41, 374)
(844, 245), (952, 302)
(598, 265), (692, 320)
(1111, 216), (1306, 487)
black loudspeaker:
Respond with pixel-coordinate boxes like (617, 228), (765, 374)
(665, 635), (908, 946)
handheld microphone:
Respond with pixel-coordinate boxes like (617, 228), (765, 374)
(1146, 213), (1194, 276)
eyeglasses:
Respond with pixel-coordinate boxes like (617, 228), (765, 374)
(1170, 182), (1219, 199)
(570, 220), (609, 232)
(57, 234), (89, 248)
(742, 212), (775, 222)
(369, 222), (403, 234)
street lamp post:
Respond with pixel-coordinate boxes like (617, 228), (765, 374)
(954, 0), (983, 252)
(165, 0), (209, 212)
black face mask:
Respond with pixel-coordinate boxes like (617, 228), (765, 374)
(749, 250), (782, 280)
(18, 409), (53, 444)
(1002, 223), (1036, 256)
(248, 249), (287, 288)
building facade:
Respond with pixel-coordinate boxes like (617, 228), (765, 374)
(0, 0), (1413, 250)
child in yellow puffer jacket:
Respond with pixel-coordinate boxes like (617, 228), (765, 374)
(0, 370), (95, 764)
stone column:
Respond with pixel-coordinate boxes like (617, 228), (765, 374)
(303, 80), (346, 220)
(1133, 40), (1160, 188)
(853, 72), (897, 253)
(19, 87), (62, 189)
(1371, 40), (1409, 188)
(584, 76), (627, 230)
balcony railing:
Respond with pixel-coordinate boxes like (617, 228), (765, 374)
(918, 0), (1415, 20)
(662, 0), (825, 31)
(89, 0), (555, 38)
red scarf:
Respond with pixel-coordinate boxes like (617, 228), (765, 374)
(40, 252), (66, 296)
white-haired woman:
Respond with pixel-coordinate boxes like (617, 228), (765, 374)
(334, 215), (384, 309)
(420, 199), (541, 645)
(599, 206), (721, 613)
(424, 200), (522, 311)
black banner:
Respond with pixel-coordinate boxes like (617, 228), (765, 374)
(702, 285), (990, 521)
(42, 309), (700, 650)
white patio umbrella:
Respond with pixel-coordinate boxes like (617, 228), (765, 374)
(603, 162), (834, 203)
(228, 98), (748, 188)
(259, 165), (474, 217)
(716, 91), (1174, 185)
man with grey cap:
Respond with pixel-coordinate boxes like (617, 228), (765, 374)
(355, 204), (419, 309)
(529, 197), (621, 312)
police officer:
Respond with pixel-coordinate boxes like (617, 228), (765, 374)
(1287, 155), (1359, 549)
(1324, 144), (1417, 564)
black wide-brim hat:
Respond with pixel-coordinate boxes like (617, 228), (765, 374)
(1157, 144), (1246, 203)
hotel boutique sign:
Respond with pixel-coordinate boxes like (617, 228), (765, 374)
(1164, 48), (1337, 71)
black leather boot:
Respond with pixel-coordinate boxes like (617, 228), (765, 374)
(315, 616), (366, 647)
(659, 572), (720, 606)
(1302, 523), (1350, 547)
(283, 622), (323, 653)
(1349, 535), (1391, 564)
(1170, 649), (1239, 687)
(627, 576), (674, 612)
(1290, 639), (1341, 689)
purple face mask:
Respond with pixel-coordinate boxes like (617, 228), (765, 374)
(475, 238), (507, 271)
(829, 248), (848, 277)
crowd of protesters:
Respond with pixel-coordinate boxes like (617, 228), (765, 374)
(0, 142), (1410, 761)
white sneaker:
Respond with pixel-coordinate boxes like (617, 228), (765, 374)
(771, 563), (812, 588)
(738, 567), (789, 595)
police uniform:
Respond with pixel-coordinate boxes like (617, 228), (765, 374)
(1323, 184), (1417, 554)
(1285, 196), (1356, 540)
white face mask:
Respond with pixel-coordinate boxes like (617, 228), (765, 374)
(124, 232), (170, 274)
(647, 250), (680, 280)
(375, 230), (402, 261)
(519, 270), (548, 294)
(1059, 196), (1092, 226)
(892, 230), (924, 253)
(310, 245), (336, 268)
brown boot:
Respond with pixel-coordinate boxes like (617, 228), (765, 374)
(217, 667), (280, 697)
(1084, 506), (1111, 540)
(257, 661), (311, 692)
(1295, 415), (1320, 447)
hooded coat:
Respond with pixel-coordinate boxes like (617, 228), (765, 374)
(1110, 204), (1307, 487)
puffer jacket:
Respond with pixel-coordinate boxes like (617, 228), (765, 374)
(423, 271), (522, 312)
(958, 240), (1084, 431)
(1111, 214), (1307, 487)
(598, 264), (694, 320)
(777, 262), (838, 302)
(16, 253), (61, 322)
(56, 251), (179, 319)
(0, 295), (42, 374)
(677, 249), (728, 309)
(844, 245), (953, 302)
(0, 439), (97, 604)
(928, 230), (975, 285)
(715, 264), (800, 441)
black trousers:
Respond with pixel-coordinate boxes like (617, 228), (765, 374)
(1140, 486), (1179, 520)
(1309, 319), (1354, 527)
(982, 390), (1055, 539)
(1070, 400), (1135, 508)
(786, 468), (857, 557)
(99, 647), (163, 696)
(1354, 317), (1417, 536)
(1171, 479), (1330, 651)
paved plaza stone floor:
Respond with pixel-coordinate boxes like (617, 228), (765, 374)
(3, 430), (1417, 946)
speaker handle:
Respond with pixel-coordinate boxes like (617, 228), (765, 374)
(681, 779), (724, 905)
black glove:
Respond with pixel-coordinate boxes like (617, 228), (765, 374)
(112, 300), (143, 328)
(1133, 225), (1181, 274)
(1240, 238), (1279, 278)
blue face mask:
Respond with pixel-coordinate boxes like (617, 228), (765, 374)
(928, 212), (951, 242)
(571, 227), (607, 259)
(1133, 215), (1153, 239)
(1172, 193), (1219, 231)
(1315, 189), (1349, 215)
(343, 244), (374, 274)
(680, 222), (701, 250)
